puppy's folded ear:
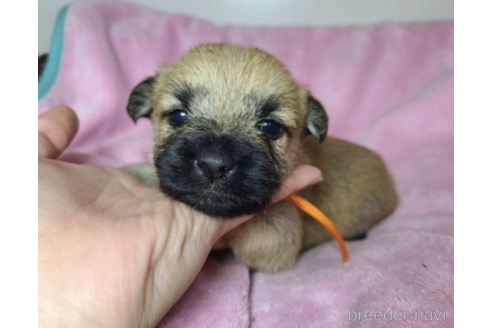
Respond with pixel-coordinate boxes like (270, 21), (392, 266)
(127, 76), (157, 122)
(305, 94), (328, 142)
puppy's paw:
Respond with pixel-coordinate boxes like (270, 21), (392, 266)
(226, 201), (303, 273)
(231, 240), (299, 273)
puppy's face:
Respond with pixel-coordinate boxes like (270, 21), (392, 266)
(127, 44), (327, 217)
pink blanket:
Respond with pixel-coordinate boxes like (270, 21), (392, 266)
(38, 1), (454, 327)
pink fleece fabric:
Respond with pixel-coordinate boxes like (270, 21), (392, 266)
(38, 1), (454, 327)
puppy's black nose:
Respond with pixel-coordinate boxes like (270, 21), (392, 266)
(196, 149), (234, 181)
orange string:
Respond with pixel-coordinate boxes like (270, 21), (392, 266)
(286, 194), (349, 263)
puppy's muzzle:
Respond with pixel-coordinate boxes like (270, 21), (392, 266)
(155, 131), (283, 217)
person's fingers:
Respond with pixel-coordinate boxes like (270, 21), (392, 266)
(38, 105), (79, 159)
(219, 165), (322, 234)
(273, 164), (322, 202)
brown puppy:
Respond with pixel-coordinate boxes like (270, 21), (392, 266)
(124, 44), (397, 273)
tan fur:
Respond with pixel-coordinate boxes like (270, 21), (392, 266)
(125, 44), (398, 273)
(150, 44), (306, 172)
(225, 201), (303, 272)
(299, 137), (398, 250)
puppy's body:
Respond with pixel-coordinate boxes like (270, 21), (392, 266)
(124, 44), (397, 272)
(224, 137), (397, 272)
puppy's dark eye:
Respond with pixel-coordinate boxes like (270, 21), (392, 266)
(168, 110), (188, 126)
(258, 120), (283, 139)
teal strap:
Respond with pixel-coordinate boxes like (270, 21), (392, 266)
(38, 5), (70, 101)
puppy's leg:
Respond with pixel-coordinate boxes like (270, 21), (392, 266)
(121, 163), (159, 187)
(224, 201), (303, 273)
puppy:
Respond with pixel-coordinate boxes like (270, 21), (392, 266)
(124, 44), (397, 273)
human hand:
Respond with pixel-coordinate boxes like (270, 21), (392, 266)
(38, 105), (322, 328)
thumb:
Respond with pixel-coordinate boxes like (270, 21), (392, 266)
(273, 164), (323, 203)
(38, 105), (79, 159)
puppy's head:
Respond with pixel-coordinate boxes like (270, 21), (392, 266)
(127, 44), (327, 217)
